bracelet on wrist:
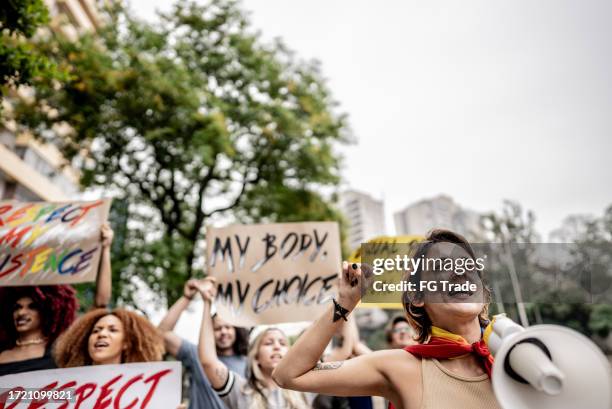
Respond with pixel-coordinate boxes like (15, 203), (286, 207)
(332, 298), (350, 322)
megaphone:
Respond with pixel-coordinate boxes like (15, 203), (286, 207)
(487, 314), (612, 409)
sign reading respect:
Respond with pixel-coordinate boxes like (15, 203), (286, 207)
(0, 362), (181, 409)
(0, 199), (111, 286)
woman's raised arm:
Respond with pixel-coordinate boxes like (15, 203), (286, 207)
(196, 278), (231, 390)
(272, 262), (397, 400)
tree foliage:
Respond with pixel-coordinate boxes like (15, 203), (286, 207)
(0, 0), (57, 95)
(482, 202), (612, 350)
(14, 0), (351, 308)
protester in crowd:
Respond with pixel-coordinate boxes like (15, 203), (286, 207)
(158, 278), (226, 409)
(273, 229), (502, 409)
(197, 277), (313, 409)
(53, 307), (164, 367)
(0, 224), (114, 375)
(386, 316), (416, 349)
(212, 312), (249, 376)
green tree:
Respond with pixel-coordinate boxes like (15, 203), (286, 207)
(15, 0), (351, 309)
(551, 205), (612, 346)
(0, 0), (57, 96)
(481, 200), (540, 325)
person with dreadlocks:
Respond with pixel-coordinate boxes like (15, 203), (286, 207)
(0, 224), (114, 376)
(273, 229), (502, 409)
(196, 277), (314, 409)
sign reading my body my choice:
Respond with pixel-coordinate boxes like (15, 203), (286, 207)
(207, 222), (341, 327)
(0, 199), (111, 286)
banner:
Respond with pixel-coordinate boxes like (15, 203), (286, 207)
(207, 222), (341, 326)
(0, 362), (181, 409)
(0, 199), (111, 286)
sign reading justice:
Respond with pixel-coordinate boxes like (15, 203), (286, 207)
(0, 199), (111, 286)
(206, 222), (341, 326)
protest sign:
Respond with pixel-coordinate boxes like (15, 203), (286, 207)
(350, 235), (423, 309)
(0, 361), (181, 409)
(206, 222), (341, 326)
(0, 199), (111, 286)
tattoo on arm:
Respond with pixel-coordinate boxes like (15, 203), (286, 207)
(313, 361), (344, 371)
(215, 366), (229, 384)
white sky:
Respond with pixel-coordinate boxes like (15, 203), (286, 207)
(128, 0), (612, 238)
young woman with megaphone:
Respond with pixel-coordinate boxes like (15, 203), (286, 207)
(273, 229), (501, 409)
(273, 229), (612, 409)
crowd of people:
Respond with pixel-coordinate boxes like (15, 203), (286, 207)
(0, 220), (504, 409)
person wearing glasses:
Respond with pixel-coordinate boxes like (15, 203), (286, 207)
(386, 316), (416, 349)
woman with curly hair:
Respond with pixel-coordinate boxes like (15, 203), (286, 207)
(0, 224), (114, 376)
(54, 308), (164, 367)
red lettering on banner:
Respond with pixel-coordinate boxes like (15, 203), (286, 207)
(93, 375), (123, 409)
(0, 387), (24, 409)
(1, 366), (174, 409)
(74, 383), (97, 409)
(69, 201), (103, 227)
(4, 204), (34, 225)
(55, 380), (77, 409)
(113, 374), (143, 409)
(140, 369), (172, 409)
(0, 253), (23, 279)
(0, 226), (33, 249)
(0, 204), (13, 227)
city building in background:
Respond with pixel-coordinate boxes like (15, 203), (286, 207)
(340, 190), (386, 251)
(0, 0), (102, 201)
(393, 194), (483, 239)
(44, 0), (103, 38)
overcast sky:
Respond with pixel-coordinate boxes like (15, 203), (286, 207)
(129, 0), (612, 238)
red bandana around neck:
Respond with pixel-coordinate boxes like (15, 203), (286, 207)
(387, 325), (494, 409)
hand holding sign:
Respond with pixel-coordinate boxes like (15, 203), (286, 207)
(100, 223), (114, 248)
(183, 278), (200, 300)
(196, 277), (217, 302)
(338, 262), (374, 311)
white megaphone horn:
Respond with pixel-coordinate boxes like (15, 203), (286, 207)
(487, 314), (612, 409)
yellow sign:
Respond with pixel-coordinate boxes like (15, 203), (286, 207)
(350, 235), (423, 309)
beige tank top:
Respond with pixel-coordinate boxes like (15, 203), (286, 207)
(420, 358), (502, 409)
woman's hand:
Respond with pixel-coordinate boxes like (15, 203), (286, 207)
(337, 261), (371, 311)
(183, 279), (200, 300)
(195, 277), (217, 303)
(100, 223), (114, 248)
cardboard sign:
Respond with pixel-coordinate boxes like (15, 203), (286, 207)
(351, 235), (423, 309)
(0, 199), (111, 286)
(206, 222), (341, 326)
(0, 362), (182, 409)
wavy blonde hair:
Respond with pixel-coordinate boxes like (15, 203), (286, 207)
(54, 308), (164, 367)
(401, 229), (491, 343)
(245, 328), (310, 409)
